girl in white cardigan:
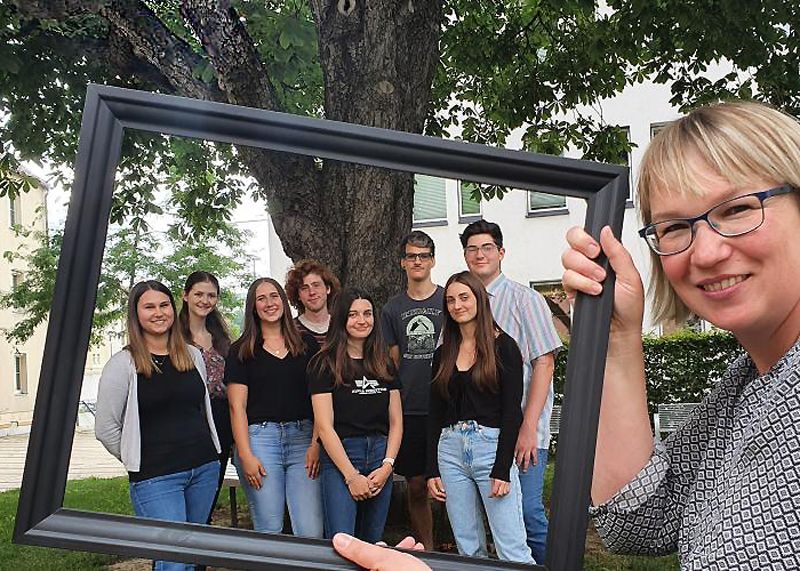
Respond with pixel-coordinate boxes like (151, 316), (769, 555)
(96, 280), (220, 571)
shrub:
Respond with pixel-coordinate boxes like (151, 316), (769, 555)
(553, 330), (743, 415)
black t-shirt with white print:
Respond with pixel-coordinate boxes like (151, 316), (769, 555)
(308, 358), (399, 438)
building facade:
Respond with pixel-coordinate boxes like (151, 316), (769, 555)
(0, 175), (48, 436)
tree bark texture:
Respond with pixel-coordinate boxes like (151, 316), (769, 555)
(11, 0), (444, 306)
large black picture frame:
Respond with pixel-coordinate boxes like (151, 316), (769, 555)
(14, 84), (628, 571)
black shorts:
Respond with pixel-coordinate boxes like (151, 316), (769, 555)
(395, 415), (427, 478)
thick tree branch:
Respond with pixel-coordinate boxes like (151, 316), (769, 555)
(100, 0), (222, 101)
(180, 0), (279, 110)
(180, 0), (328, 265)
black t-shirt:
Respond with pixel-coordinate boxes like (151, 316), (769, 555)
(133, 355), (218, 482)
(224, 334), (319, 424)
(308, 358), (399, 438)
(426, 333), (524, 482)
(380, 286), (445, 415)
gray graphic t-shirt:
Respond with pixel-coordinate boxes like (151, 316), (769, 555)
(380, 286), (444, 415)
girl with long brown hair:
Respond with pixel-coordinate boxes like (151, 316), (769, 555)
(225, 277), (323, 537)
(178, 271), (232, 524)
(96, 280), (220, 571)
(308, 288), (402, 543)
(425, 271), (533, 563)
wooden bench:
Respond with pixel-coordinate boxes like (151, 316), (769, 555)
(653, 402), (700, 441)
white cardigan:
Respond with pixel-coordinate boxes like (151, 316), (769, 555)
(95, 345), (221, 473)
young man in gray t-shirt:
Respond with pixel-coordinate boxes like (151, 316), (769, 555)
(380, 231), (443, 550)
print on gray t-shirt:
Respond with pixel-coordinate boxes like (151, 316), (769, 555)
(380, 286), (444, 415)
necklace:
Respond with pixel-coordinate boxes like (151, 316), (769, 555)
(263, 338), (286, 358)
(152, 354), (168, 367)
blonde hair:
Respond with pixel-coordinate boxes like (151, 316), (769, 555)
(127, 280), (195, 377)
(638, 101), (800, 325)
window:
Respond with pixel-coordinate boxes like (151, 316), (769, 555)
(14, 352), (28, 394)
(650, 121), (672, 140)
(527, 190), (566, 214)
(9, 195), (22, 227)
(459, 181), (481, 222)
(412, 174), (447, 226)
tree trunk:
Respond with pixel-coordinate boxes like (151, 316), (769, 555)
(304, 0), (443, 304)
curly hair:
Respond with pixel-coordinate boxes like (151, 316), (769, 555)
(284, 259), (341, 313)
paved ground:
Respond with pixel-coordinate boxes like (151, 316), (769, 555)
(0, 427), (126, 492)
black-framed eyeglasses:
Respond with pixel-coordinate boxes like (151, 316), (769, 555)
(638, 185), (796, 256)
(403, 252), (434, 261)
(463, 242), (499, 256)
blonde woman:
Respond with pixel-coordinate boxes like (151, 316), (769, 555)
(562, 101), (800, 567)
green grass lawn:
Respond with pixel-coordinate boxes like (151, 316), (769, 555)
(1, 477), (132, 569)
(1, 469), (679, 570)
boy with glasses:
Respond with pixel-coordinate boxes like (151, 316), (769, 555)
(460, 220), (562, 564)
(380, 231), (444, 550)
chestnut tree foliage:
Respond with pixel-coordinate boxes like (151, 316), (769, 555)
(1, 0), (798, 307)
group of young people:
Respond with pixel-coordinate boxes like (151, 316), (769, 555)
(94, 217), (561, 569)
(92, 98), (800, 570)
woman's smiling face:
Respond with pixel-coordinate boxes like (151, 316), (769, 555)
(655, 162), (800, 342)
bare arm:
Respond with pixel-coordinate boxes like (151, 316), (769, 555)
(562, 226), (653, 504)
(368, 389), (403, 494)
(388, 345), (401, 368)
(515, 351), (555, 471)
(228, 383), (266, 488)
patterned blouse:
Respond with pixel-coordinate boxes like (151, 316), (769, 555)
(591, 341), (800, 570)
(200, 345), (226, 400)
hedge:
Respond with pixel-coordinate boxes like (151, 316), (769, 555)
(553, 330), (744, 415)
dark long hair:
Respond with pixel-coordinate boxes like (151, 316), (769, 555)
(308, 288), (394, 387)
(126, 280), (194, 378)
(179, 271), (232, 356)
(230, 277), (305, 361)
(433, 271), (501, 396)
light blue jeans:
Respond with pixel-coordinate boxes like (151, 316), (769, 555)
(319, 434), (393, 543)
(234, 419), (323, 537)
(437, 421), (534, 564)
(520, 447), (549, 564)
(129, 460), (220, 571)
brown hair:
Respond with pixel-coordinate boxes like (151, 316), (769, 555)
(308, 289), (394, 387)
(433, 271), (501, 396)
(638, 101), (800, 325)
(284, 259), (341, 313)
(230, 277), (306, 361)
(126, 280), (194, 378)
(178, 271), (231, 356)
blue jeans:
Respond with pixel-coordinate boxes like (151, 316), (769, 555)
(438, 422), (534, 564)
(129, 460), (220, 571)
(319, 434), (393, 543)
(233, 419), (323, 537)
(520, 447), (549, 564)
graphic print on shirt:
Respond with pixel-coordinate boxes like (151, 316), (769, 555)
(402, 309), (438, 360)
(353, 376), (387, 395)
